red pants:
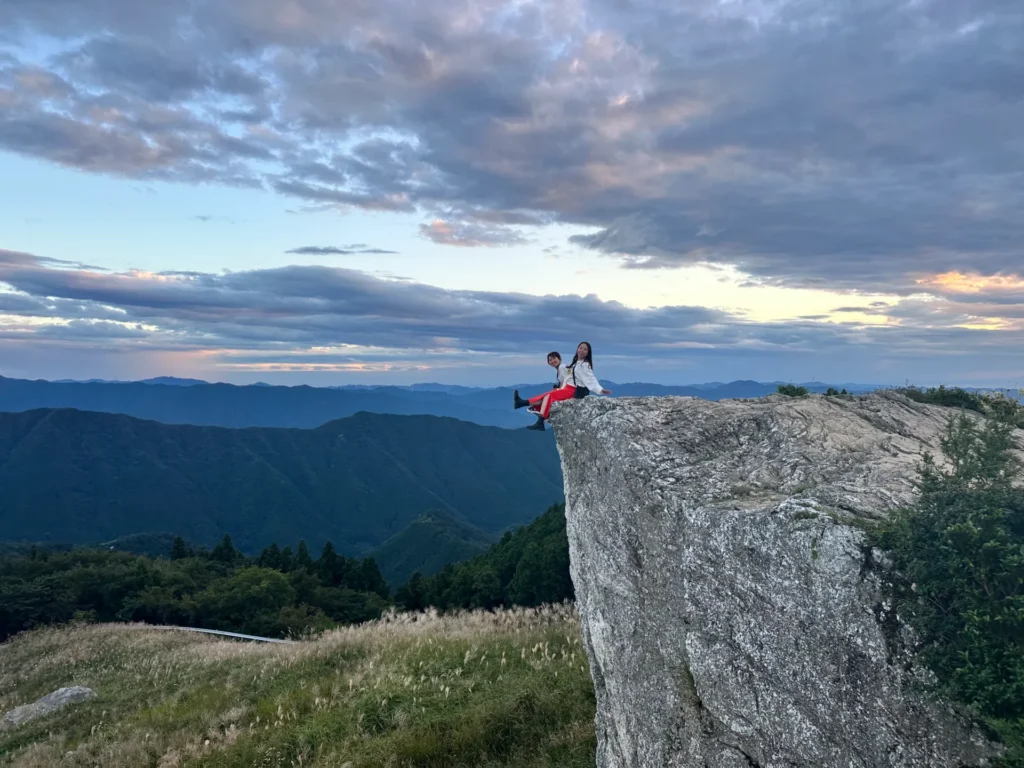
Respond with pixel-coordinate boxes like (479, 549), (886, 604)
(529, 386), (576, 419)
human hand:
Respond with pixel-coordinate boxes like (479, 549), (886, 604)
(601, 389), (612, 395)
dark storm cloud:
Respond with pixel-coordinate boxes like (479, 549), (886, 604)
(2, 0), (1024, 291)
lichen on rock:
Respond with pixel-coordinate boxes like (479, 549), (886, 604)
(551, 392), (1017, 768)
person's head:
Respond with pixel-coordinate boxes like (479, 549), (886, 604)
(570, 341), (594, 368)
(546, 351), (562, 368)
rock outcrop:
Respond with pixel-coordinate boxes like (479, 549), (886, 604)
(552, 392), (1019, 768)
(1, 687), (96, 730)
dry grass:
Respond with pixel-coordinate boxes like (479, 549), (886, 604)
(0, 606), (596, 767)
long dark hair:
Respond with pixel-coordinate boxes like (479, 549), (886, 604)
(568, 341), (594, 370)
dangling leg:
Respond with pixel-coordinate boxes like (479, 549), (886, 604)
(533, 387), (574, 421)
(526, 415), (546, 430)
(538, 393), (553, 418)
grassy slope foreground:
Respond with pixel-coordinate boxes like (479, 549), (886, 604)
(0, 607), (595, 768)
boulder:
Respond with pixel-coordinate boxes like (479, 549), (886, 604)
(552, 392), (1016, 768)
(1, 686), (97, 730)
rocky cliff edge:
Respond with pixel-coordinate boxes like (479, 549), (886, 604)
(552, 392), (1020, 768)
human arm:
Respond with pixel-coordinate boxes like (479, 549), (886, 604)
(575, 362), (611, 395)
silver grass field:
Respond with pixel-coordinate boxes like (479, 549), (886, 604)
(0, 605), (595, 767)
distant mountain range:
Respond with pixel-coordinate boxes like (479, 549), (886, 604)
(0, 375), (884, 430)
(0, 408), (562, 554)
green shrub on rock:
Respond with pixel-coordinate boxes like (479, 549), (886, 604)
(876, 413), (1024, 765)
(777, 384), (809, 397)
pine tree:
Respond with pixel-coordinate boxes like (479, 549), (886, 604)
(258, 543), (282, 570)
(279, 545), (294, 572)
(358, 558), (389, 599)
(170, 536), (189, 561)
(211, 534), (238, 564)
(318, 542), (342, 586)
(296, 541), (314, 572)
(396, 572), (426, 611)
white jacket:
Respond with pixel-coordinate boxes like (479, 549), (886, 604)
(563, 361), (605, 393)
(555, 363), (569, 387)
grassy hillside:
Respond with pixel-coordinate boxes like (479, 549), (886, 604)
(0, 608), (595, 767)
(366, 510), (494, 587)
(0, 409), (562, 554)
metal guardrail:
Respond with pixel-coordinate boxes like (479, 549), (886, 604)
(168, 626), (295, 644)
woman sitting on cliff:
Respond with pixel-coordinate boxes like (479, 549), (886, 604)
(514, 341), (611, 430)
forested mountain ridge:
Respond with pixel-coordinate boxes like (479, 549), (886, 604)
(365, 509), (494, 586)
(0, 408), (562, 554)
(0, 375), (881, 430)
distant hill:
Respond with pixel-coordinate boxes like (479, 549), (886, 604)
(365, 509), (494, 586)
(0, 375), (882, 430)
(0, 376), (529, 428)
(395, 503), (573, 612)
(139, 377), (209, 386)
(0, 409), (562, 554)
(97, 532), (183, 557)
(0, 532), (185, 559)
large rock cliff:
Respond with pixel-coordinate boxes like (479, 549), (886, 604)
(551, 393), (1018, 768)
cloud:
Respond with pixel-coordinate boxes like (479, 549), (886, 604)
(1, 0), (1023, 295)
(419, 219), (528, 247)
(0, 248), (734, 356)
(2, 247), (1023, 388)
(285, 245), (400, 256)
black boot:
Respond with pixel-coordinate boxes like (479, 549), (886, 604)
(514, 389), (531, 409)
(526, 416), (546, 430)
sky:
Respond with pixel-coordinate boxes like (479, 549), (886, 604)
(1, 0), (1022, 387)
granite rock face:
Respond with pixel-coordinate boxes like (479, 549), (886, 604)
(1, 687), (97, 730)
(551, 393), (1019, 768)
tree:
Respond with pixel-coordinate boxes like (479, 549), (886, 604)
(195, 567), (296, 636)
(257, 543), (283, 570)
(396, 504), (571, 612)
(777, 384), (809, 397)
(318, 542), (342, 586)
(396, 572), (426, 611)
(279, 545), (294, 572)
(311, 587), (387, 625)
(352, 558), (389, 599)
(288, 569), (321, 605)
(471, 567), (502, 609)
(877, 413), (1023, 760)
(277, 604), (334, 637)
(210, 534), (238, 564)
(507, 539), (572, 606)
(295, 541), (314, 572)
(170, 536), (189, 561)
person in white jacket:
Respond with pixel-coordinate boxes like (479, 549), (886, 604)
(514, 341), (612, 430)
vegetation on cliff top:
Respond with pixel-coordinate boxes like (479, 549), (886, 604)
(877, 405), (1024, 765)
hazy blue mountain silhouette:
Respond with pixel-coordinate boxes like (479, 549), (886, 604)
(0, 408), (562, 554)
(0, 376), (883, 429)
